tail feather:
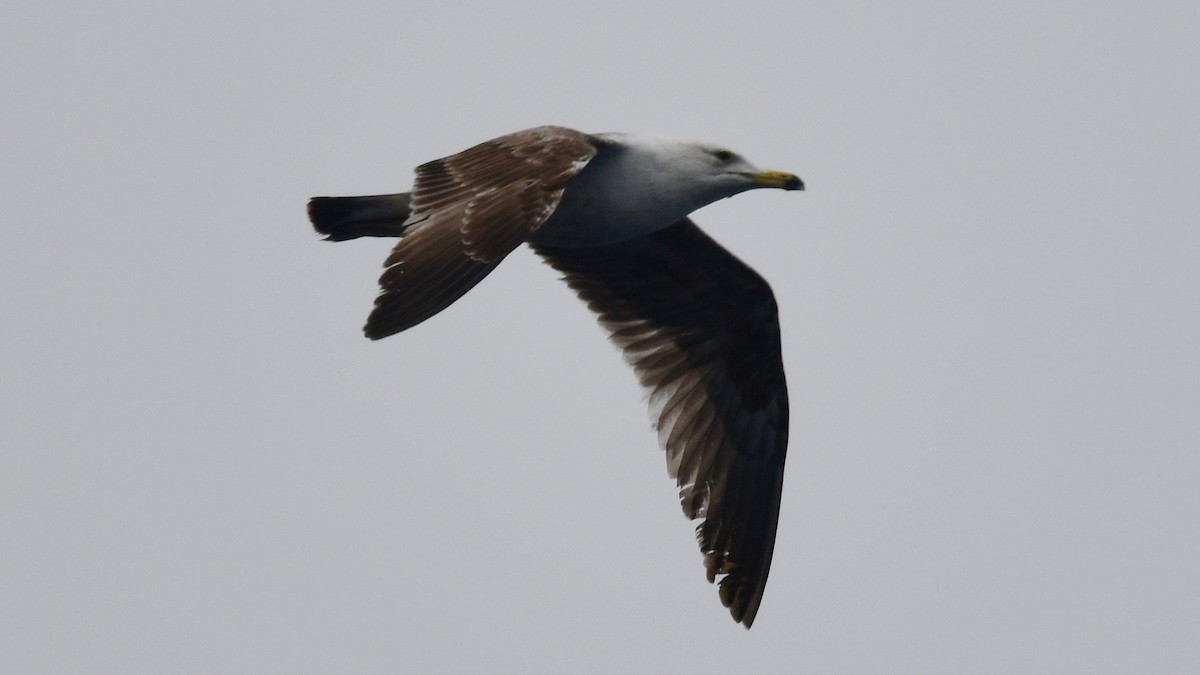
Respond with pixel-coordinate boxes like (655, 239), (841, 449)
(308, 193), (413, 241)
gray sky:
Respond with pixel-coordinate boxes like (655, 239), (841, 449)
(3, 1), (1198, 672)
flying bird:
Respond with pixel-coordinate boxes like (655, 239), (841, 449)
(308, 126), (803, 627)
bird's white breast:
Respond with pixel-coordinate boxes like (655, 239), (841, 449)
(530, 135), (731, 248)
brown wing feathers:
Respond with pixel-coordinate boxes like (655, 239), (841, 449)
(532, 220), (789, 627)
(362, 127), (596, 339)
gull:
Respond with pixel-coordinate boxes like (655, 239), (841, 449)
(308, 126), (803, 627)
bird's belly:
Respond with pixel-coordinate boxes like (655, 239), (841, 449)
(531, 209), (669, 248)
(531, 180), (685, 248)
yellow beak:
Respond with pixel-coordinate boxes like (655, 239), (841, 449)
(751, 170), (804, 191)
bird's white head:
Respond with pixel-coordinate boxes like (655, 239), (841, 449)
(535, 132), (804, 246)
(599, 133), (803, 218)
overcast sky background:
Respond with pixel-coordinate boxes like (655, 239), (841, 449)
(3, 1), (1198, 673)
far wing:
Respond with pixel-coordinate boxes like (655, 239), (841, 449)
(366, 126), (597, 339)
(532, 219), (789, 627)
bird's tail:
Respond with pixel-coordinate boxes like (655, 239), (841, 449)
(307, 193), (414, 241)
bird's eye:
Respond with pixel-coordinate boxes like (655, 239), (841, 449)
(712, 149), (734, 162)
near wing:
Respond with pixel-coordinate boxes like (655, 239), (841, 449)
(365, 126), (597, 339)
(532, 219), (789, 627)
